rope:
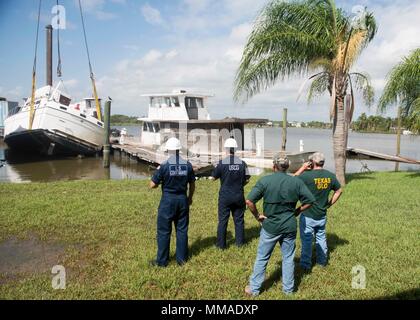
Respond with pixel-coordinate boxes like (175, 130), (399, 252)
(78, 0), (102, 121)
(78, 0), (93, 76)
(56, 0), (62, 77)
(29, 0), (42, 130)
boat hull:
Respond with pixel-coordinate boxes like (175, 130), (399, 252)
(4, 103), (104, 156)
(4, 129), (100, 156)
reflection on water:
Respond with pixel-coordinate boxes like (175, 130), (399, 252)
(0, 140), (152, 183)
(1, 126), (419, 183)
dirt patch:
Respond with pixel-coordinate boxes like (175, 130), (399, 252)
(0, 235), (66, 284)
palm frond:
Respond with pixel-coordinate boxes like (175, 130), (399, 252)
(350, 72), (374, 107)
(378, 48), (420, 114)
(307, 73), (330, 104)
(234, 0), (340, 102)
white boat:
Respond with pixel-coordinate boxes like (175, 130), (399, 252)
(4, 83), (104, 156)
(137, 90), (266, 154)
(402, 130), (413, 135)
(4, 3), (105, 157)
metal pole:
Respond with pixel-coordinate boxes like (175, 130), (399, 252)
(281, 108), (287, 151)
(103, 100), (111, 168)
(395, 106), (402, 172)
(46, 25), (53, 86)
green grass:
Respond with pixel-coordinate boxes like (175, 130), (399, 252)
(0, 171), (419, 299)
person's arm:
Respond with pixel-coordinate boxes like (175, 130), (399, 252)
(327, 176), (342, 208)
(295, 181), (315, 216)
(188, 181), (195, 206)
(246, 200), (266, 223)
(149, 166), (163, 189)
(294, 161), (312, 176)
(294, 203), (312, 216)
(243, 162), (251, 186)
(211, 163), (221, 181)
(246, 180), (266, 223)
(187, 164), (196, 205)
(328, 188), (342, 208)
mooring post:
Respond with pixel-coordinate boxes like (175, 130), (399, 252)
(46, 25), (53, 86)
(395, 106), (402, 172)
(281, 108), (287, 151)
(103, 100), (111, 168)
(251, 127), (257, 152)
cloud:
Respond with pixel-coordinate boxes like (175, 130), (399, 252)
(141, 3), (164, 26)
(353, 0), (420, 116)
(21, 0), (420, 122)
(74, 0), (118, 20)
(0, 86), (24, 101)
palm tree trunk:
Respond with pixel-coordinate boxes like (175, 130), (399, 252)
(333, 95), (347, 185)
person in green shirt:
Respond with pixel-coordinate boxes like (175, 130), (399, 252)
(244, 154), (315, 295)
(294, 152), (343, 270)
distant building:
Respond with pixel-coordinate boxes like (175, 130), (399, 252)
(290, 121), (302, 128)
(0, 98), (19, 138)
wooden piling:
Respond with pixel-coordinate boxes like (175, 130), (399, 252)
(395, 106), (402, 172)
(103, 100), (111, 168)
(281, 108), (287, 151)
(251, 127), (257, 151)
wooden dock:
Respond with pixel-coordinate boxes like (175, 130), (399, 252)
(111, 137), (315, 175)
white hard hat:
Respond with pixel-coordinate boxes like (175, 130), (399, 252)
(224, 138), (238, 149)
(166, 137), (182, 151)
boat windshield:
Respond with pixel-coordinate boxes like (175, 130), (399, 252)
(150, 96), (180, 108)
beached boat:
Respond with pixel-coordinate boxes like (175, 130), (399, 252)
(4, 1), (105, 156)
(4, 83), (104, 156)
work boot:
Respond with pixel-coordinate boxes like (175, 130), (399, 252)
(149, 260), (167, 268)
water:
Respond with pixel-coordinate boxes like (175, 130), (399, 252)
(246, 127), (420, 173)
(0, 126), (419, 182)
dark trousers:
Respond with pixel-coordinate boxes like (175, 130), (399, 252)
(217, 196), (245, 249)
(156, 195), (189, 266)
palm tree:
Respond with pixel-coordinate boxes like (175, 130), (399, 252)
(378, 48), (420, 133)
(234, 0), (377, 185)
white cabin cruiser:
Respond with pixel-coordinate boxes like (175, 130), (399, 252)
(4, 3), (105, 157)
(4, 83), (104, 156)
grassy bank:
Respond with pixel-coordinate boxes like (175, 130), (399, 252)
(0, 171), (419, 299)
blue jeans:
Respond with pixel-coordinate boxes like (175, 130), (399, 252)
(249, 228), (296, 295)
(299, 214), (327, 269)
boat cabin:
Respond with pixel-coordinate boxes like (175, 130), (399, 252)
(137, 90), (267, 154)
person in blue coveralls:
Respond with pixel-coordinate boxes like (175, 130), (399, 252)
(212, 138), (250, 249)
(149, 137), (196, 267)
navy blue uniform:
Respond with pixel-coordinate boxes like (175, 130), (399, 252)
(212, 155), (250, 248)
(151, 155), (195, 266)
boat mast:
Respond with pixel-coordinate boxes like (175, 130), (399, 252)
(46, 25), (53, 86)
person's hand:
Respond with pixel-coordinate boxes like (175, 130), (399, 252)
(302, 161), (312, 170)
(294, 207), (302, 217)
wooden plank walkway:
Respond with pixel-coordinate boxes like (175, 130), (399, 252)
(111, 139), (315, 175)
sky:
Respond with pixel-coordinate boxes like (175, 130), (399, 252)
(0, 0), (419, 122)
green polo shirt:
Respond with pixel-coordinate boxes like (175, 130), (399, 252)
(297, 169), (341, 220)
(247, 172), (315, 235)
